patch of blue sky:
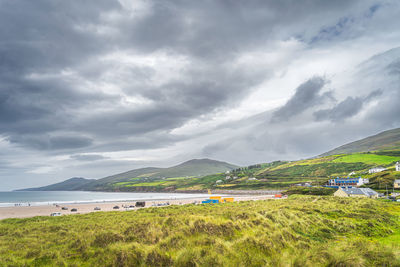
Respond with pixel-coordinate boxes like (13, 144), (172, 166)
(309, 16), (354, 44)
(365, 3), (381, 18)
(308, 4), (382, 45)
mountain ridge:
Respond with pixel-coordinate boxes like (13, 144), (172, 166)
(18, 158), (238, 191)
(320, 128), (400, 157)
(17, 177), (95, 191)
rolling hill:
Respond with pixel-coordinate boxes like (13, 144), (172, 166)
(19, 159), (238, 192)
(18, 128), (400, 192)
(18, 177), (95, 191)
(320, 128), (400, 156)
(181, 128), (400, 192)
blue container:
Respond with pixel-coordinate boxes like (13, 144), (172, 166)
(202, 199), (219, 204)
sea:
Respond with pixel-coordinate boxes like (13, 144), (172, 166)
(0, 191), (210, 207)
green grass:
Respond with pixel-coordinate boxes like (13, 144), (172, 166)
(100, 152), (400, 192)
(333, 154), (400, 165)
(0, 196), (399, 266)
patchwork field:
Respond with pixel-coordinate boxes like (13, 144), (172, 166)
(0, 196), (399, 266)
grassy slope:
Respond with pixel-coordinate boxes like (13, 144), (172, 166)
(177, 151), (399, 191)
(321, 127), (400, 156)
(102, 151), (400, 192)
(0, 196), (399, 266)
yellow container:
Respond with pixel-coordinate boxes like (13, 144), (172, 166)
(209, 196), (222, 203)
(223, 198), (234, 203)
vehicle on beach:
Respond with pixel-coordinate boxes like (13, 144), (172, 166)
(152, 202), (170, 207)
(135, 201), (145, 207)
(50, 212), (61, 216)
(94, 207), (101, 210)
(61, 207), (68, 210)
(113, 206), (120, 209)
(71, 208), (77, 212)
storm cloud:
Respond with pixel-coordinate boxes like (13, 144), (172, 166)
(1, 0), (400, 190)
(314, 90), (383, 122)
(271, 77), (333, 122)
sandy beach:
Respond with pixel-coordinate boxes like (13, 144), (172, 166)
(0, 194), (277, 220)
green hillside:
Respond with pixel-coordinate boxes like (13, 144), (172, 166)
(20, 129), (400, 193)
(1, 196), (399, 266)
(21, 159), (238, 192)
(321, 128), (400, 156)
(194, 152), (400, 191)
(17, 178), (95, 191)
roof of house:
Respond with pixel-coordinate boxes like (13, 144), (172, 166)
(394, 179), (400, 183)
(341, 187), (378, 197)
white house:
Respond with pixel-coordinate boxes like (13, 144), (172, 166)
(394, 179), (400, 189)
(368, 167), (386, 174)
(248, 177), (258, 181)
(396, 162), (400, 172)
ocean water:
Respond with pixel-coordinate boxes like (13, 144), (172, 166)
(0, 191), (210, 207)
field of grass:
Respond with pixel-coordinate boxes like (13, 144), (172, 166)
(333, 153), (400, 165)
(0, 196), (399, 266)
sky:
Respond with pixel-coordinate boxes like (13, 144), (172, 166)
(1, 0), (400, 190)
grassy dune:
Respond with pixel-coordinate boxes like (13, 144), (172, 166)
(0, 196), (399, 266)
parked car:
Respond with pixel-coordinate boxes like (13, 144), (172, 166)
(50, 212), (61, 216)
(135, 201), (145, 207)
(113, 206), (120, 209)
(71, 208), (77, 212)
(94, 207), (101, 210)
(61, 207), (68, 210)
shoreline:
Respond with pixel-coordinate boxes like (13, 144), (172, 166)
(0, 194), (279, 220)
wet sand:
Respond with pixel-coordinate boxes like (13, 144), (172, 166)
(0, 194), (278, 220)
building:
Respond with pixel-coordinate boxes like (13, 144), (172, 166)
(396, 162), (400, 172)
(247, 177), (258, 181)
(327, 177), (369, 187)
(369, 167), (386, 174)
(334, 187), (379, 198)
(293, 182), (312, 187)
(394, 179), (400, 189)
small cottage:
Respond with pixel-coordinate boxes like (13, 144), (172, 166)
(368, 167), (386, 174)
(394, 179), (400, 189)
(334, 187), (378, 198)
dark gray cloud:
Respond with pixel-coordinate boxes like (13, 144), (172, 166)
(271, 77), (333, 122)
(1, 0), (399, 190)
(7, 135), (93, 150)
(198, 47), (400, 166)
(313, 89), (383, 123)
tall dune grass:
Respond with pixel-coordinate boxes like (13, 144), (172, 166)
(0, 196), (399, 266)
